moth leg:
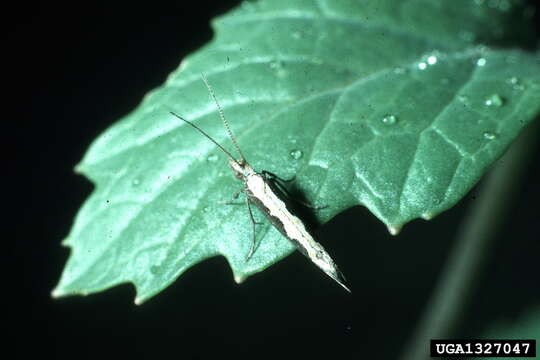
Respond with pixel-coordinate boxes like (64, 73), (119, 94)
(261, 170), (295, 183)
(261, 170), (296, 199)
(266, 175), (328, 210)
(219, 188), (245, 205)
(245, 198), (262, 260)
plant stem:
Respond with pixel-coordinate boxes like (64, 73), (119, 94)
(400, 123), (538, 360)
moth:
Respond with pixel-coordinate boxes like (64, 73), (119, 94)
(170, 75), (350, 292)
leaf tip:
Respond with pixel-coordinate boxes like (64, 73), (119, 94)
(387, 224), (402, 236)
(50, 286), (66, 299)
(234, 273), (247, 284)
(421, 212), (436, 220)
(134, 297), (145, 306)
(74, 162), (85, 174)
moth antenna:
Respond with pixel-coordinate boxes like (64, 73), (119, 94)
(201, 73), (246, 162)
(170, 111), (239, 163)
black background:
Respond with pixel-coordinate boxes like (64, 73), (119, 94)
(8, 1), (540, 359)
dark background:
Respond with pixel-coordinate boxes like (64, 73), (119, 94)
(8, 1), (540, 359)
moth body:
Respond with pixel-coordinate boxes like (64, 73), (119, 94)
(229, 159), (350, 292)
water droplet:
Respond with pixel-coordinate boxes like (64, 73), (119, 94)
(458, 95), (469, 103)
(132, 178), (140, 186)
(269, 60), (284, 69)
(382, 115), (398, 124)
(292, 31), (302, 39)
(289, 149), (303, 160)
(272, 64), (288, 78)
(483, 131), (497, 140)
(476, 58), (487, 67)
(507, 76), (518, 85)
(506, 76), (525, 91)
(203, 206), (211, 213)
(484, 94), (504, 107)
(427, 55), (437, 65)
(418, 62), (427, 70)
(393, 67), (407, 75)
(207, 154), (218, 162)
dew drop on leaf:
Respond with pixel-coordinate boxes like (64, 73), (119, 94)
(476, 58), (487, 66)
(288, 135), (297, 144)
(484, 94), (504, 107)
(382, 115), (398, 124)
(269, 60), (284, 69)
(483, 131), (497, 140)
(270, 61), (288, 77)
(312, 57), (324, 65)
(289, 149), (303, 160)
(292, 31), (302, 39)
(132, 178), (140, 186)
(427, 55), (437, 65)
(507, 76), (518, 85)
(507, 76), (525, 91)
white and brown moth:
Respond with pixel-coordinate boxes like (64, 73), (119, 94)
(170, 76), (350, 292)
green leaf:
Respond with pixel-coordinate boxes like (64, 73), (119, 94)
(53, 0), (540, 303)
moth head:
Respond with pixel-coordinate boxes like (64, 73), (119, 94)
(228, 158), (248, 179)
